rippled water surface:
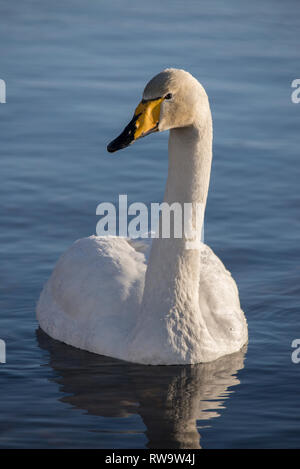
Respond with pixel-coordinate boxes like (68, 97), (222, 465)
(1, 0), (300, 448)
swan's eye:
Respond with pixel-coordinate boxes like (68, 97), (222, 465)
(165, 93), (173, 100)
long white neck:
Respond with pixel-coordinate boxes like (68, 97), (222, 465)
(137, 114), (212, 341)
(164, 121), (212, 208)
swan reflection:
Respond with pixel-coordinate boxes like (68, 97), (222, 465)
(37, 328), (246, 449)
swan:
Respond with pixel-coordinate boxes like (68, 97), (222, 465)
(37, 68), (248, 365)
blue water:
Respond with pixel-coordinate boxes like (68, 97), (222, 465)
(1, 0), (300, 448)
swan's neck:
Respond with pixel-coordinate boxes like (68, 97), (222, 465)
(139, 118), (213, 340)
(165, 123), (212, 208)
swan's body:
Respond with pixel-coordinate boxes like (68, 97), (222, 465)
(37, 69), (248, 365)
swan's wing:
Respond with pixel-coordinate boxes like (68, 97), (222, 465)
(197, 243), (248, 351)
(37, 236), (147, 359)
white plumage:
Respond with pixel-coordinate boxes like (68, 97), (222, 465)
(37, 69), (248, 364)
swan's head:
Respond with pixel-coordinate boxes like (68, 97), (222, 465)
(107, 68), (209, 153)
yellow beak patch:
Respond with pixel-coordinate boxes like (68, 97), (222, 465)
(133, 97), (163, 140)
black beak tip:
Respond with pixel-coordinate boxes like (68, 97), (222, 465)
(107, 135), (132, 154)
(107, 116), (138, 154)
(107, 141), (116, 153)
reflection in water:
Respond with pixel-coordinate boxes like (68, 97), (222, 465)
(36, 329), (246, 449)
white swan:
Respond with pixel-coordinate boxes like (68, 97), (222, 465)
(37, 68), (248, 365)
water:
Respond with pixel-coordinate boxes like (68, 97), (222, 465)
(1, 0), (300, 448)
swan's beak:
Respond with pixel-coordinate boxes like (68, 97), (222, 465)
(107, 97), (163, 153)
